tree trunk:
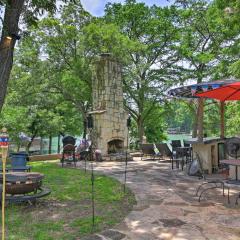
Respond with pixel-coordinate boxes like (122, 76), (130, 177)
(0, 0), (25, 111)
(83, 115), (87, 139)
(220, 101), (225, 139)
(57, 134), (61, 153)
(26, 134), (36, 154)
(192, 111), (198, 138)
(48, 135), (52, 154)
(137, 116), (144, 144)
(197, 98), (204, 142)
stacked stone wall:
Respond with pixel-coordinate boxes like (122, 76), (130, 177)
(91, 54), (128, 155)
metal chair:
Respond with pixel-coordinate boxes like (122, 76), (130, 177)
(61, 144), (77, 167)
(184, 141), (193, 162)
(171, 140), (182, 153)
(194, 153), (225, 202)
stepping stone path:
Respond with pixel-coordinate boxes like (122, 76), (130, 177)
(77, 158), (240, 240)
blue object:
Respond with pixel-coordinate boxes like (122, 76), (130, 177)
(0, 137), (9, 142)
(10, 152), (30, 171)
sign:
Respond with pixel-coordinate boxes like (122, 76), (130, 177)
(0, 136), (9, 147)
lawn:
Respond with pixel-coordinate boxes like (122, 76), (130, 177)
(3, 162), (136, 240)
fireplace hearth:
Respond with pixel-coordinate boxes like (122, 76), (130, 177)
(108, 139), (124, 154)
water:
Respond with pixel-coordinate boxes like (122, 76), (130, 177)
(165, 134), (192, 149)
(166, 134), (191, 143)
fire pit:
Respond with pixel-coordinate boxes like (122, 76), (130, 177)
(0, 172), (44, 195)
(0, 172), (50, 203)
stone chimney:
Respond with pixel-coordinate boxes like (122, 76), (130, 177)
(90, 53), (128, 156)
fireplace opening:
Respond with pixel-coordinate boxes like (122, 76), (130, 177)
(108, 139), (124, 154)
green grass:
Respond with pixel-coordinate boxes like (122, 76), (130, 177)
(2, 162), (136, 240)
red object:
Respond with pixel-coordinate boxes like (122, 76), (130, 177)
(1, 142), (8, 147)
(195, 82), (240, 101)
(0, 136), (9, 147)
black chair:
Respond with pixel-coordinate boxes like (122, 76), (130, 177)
(61, 144), (77, 167)
(140, 144), (161, 161)
(157, 143), (188, 170)
(183, 140), (192, 160)
(171, 140), (182, 153)
(62, 135), (76, 146)
(172, 140), (192, 168)
(156, 143), (174, 166)
(183, 140), (190, 147)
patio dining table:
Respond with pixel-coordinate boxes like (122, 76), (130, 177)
(220, 159), (240, 181)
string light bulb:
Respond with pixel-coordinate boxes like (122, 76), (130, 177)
(5, 33), (21, 41)
(5, 36), (12, 40)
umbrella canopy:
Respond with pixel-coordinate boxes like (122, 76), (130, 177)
(168, 79), (236, 99)
(168, 78), (238, 141)
(195, 82), (240, 101)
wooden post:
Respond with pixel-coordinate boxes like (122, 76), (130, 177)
(197, 98), (204, 142)
(1, 128), (9, 240)
(220, 101), (225, 139)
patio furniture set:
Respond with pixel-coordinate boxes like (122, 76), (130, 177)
(141, 136), (240, 205)
(167, 79), (240, 205)
(182, 137), (240, 204)
(141, 140), (192, 170)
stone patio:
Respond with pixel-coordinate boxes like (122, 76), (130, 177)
(78, 158), (240, 240)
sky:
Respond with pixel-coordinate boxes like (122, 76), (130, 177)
(81, 0), (172, 16)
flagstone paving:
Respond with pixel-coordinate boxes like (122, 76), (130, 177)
(78, 158), (240, 240)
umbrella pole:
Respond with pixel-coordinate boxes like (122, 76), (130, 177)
(197, 97), (204, 142)
(220, 101), (225, 139)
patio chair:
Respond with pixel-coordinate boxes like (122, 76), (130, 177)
(156, 143), (174, 166)
(194, 153), (226, 202)
(172, 140), (192, 167)
(171, 140), (182, 154)
(217, 139), (240, 205)
(61, 144), (77, 167)
(140, 144), (161, 161)
(157, 143), (187, 170)
(183, 140), (193, 161)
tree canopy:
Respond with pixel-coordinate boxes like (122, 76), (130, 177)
(1, 0), (240, 146)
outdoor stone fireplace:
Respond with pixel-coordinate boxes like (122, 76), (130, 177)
(108, 139), (124, 154)
(90, 53), (130, 160)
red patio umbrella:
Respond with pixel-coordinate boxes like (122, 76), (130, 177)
(195, 81), (240, 138)
(196, 82), (240, 101)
